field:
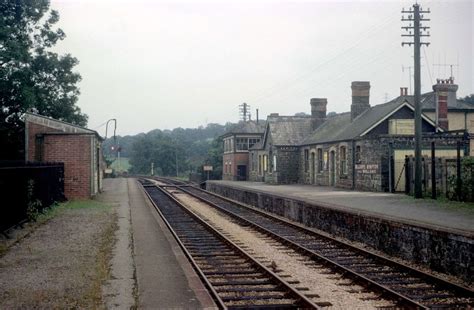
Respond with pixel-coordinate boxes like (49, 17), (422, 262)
(109, 157), (130, 172)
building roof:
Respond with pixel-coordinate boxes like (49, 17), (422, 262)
(220, 120), (266, 138)
(302, 96), (438, 145)
(265, 115), (313, 146)
(24, 112), (103, 140)
(420, 91), (474, 111)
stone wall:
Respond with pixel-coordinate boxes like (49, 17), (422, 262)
(274, 147), (299, 184)
(206, 182), (473, 283)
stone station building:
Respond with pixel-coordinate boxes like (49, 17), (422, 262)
(222, 79), (473, 192)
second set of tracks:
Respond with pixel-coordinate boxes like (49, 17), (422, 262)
(141, 177), (474, 309)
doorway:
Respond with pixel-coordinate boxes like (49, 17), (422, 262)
(310, 152), (315, 184)
(237, 165), (247, 181)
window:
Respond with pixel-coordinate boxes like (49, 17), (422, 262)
(304, 149), (309, 172)
(224, 138), (234, 153)
(355, 145), (361, 164)
(258, 155), (262, 175)
(317, 149), (323, 172)
(273, 155), (277, 172)
(340, 146), (347, 175)
(249, 138), (260, 149)
(263, 155), (268, 172)
(236, 138), (249, 150)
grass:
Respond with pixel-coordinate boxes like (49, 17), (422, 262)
(35, 200), (111, 224)
(88, 210), (118, 308)
(109, 157), (130, 172)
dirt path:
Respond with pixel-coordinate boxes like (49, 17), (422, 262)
(0, 201), (117, 309)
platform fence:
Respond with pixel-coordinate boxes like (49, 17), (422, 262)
(0, 161), (65, 234)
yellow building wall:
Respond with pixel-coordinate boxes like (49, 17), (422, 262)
(424, 111), (474, 133)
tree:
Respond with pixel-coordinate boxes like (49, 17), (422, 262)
(0, 0), (86, 159)
(460, 94), (474, 105)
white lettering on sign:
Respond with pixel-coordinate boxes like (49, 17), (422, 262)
(355, 164), (378, 174)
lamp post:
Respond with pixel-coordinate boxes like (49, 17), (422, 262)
(104, 119), (117, 168)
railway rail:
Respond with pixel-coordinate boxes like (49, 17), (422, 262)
(138, 178), (320, 309)
(162, 182), (474, 309)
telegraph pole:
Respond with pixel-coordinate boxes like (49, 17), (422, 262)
(402, 3), (430, 198)
(239, 103), (251, 122)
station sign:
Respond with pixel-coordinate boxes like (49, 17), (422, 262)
(203, 165), (213, 171)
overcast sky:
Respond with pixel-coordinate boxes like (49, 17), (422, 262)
(51, 0), (473, 136)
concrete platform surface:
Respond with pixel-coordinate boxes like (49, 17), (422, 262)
(208, 181), (474, 234)
(101, 178), (216, 309)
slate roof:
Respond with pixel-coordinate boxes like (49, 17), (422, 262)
(221, 120), (266, 138)
(265, 116), (313, 146)
(301, 96), (417, 145)
(420, 92), (474, 111)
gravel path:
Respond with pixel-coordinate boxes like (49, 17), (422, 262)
(0, 202), (116, 309)
(173, 192), (395, 309)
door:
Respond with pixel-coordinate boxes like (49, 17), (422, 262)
(237, 165), (247, 181)
(330, 151), (335, 186)
(311, 152), (315, 184)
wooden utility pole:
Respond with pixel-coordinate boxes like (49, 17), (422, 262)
(402, 3), (430, 198)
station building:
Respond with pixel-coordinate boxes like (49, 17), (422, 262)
(221, 120), (265, 181)
(222, 79), (474, 192)
(24, 112), (105, 199)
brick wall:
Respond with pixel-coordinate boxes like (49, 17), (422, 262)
(223, 152), (250, 180)
(26, 121), (94, 199)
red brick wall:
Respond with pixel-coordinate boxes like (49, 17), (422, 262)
(26, 121), (92, 199)
(26, 123), (61, 161)
(222, 152), (249, 180)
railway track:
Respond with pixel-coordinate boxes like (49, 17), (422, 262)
(138, 179), (320, 309)
(168, 184), (474, 309)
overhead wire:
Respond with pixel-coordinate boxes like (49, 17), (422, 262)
(245, 11), (400, 105)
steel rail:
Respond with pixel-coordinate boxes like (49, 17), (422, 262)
(139, 180), (319, 309)
(177, 185), (474, 309)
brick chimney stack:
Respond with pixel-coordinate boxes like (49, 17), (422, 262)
(351, 81), (370, 121)
(310, 98), (327, 130)
(432, 77), (458, 131)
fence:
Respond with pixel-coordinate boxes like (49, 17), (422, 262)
(0, 161), (65, 233)
(404, 156), (474, 201)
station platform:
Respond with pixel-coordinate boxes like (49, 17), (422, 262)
(101, 178), (216, 309)
(206, 180), (473, 283)
(207, 180), (474, 234)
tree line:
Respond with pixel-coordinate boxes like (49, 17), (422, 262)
(103, 123), (230, 179)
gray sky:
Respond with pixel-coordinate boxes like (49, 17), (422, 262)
(51, 0), (473, 136)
